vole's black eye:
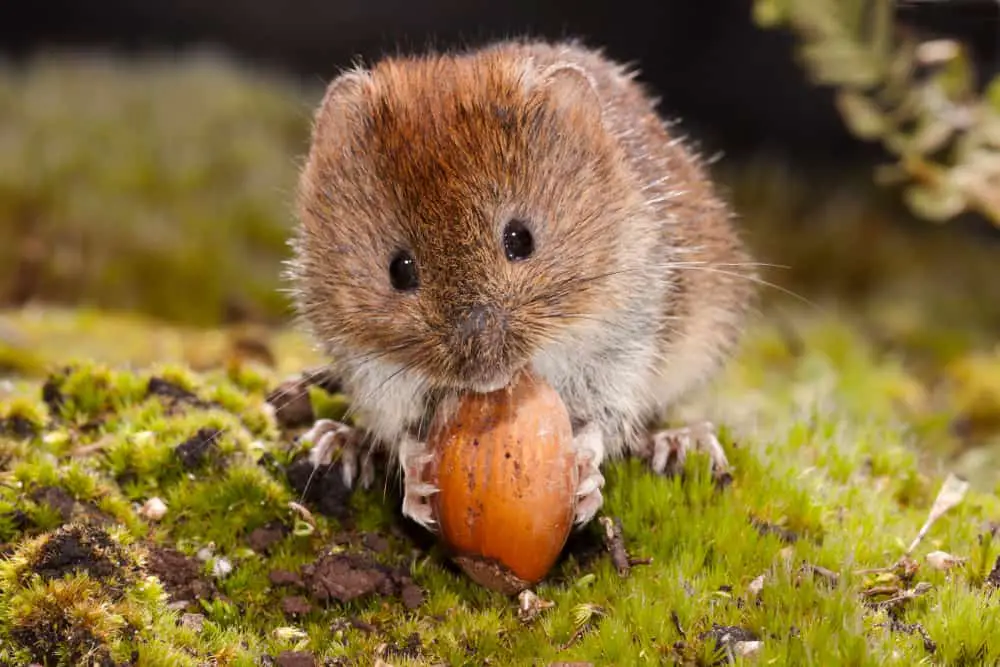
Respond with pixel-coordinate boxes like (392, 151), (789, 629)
(503, 219), (534, 262)
(389, 250), (419, 291)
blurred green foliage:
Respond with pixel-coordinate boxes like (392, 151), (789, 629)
(753, 0), (1000, 226)
(0, 50), (320, 325)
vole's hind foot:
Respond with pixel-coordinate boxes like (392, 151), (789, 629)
(647, 420), (733, 488)
(399, 435), (439, 531)
(303, 419), (375, 490)
(572, 423), (606, 527)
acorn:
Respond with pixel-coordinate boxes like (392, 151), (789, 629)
(425, 370), (578, 594)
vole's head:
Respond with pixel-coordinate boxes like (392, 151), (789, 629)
(290, 47), (648, 395)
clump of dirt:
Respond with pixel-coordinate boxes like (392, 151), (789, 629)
(31, 486), (77, 523)
(25, 524), (141, 599)
(284, 455), (353, 520)
(266, 378), (315, 429)
(276, 550), (424, 609)
(986, 554), (1000, 588)
(265, 367), (343, 431)
(3, 526), (139, 666)
(379, 631), (423, 661)
(247, 519), (290, 554)
(698, 623), (761, 662)
(9, 610), (119, 667)
(144, 544), (219, 608)
(174, 427), (223, 470)
(749, 517), (801, 544)
(0, 414), (38, 439)
(28, 486), (113, 530)
(280, 595), (312, 616)
(146, 376), (215, 413)
(274, 650), (317, 667)
(40, 366), (71, 414)
(361, 532), (389, 553)
(269, 568), (304, 587)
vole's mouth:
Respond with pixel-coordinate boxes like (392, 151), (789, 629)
(466, 376), (514, 394)
(450, 362), (529, 395)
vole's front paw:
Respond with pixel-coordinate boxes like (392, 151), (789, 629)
(648, 420), (732, 487)
(302, 419), (375, 490)
(399, 435), (439, 531)
(572, 423), (606, 527)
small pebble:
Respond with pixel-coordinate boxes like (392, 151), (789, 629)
(179, 613), (206, 632)
(212, 557), (233, 579)
(748, 574), (766, 597)
(132, 431), (155, 445)
(139, 497), (168, 521)
(42, 431), (69, 446)
(273, 626), (309, 642)
(734, 640), (764, 657)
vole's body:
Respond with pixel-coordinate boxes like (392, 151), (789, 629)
(288, 39), (756, 528)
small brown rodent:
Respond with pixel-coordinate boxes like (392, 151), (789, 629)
(286, 38), (757, 530)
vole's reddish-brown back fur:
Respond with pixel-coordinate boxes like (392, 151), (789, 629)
(288, 39), (755, 459)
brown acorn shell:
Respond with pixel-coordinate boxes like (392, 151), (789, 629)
(427, 371), (578, 594)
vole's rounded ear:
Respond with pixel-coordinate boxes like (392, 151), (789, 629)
(312, 66), (374, 143)
(532, 62), (603, 126)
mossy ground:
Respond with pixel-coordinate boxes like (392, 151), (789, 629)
(2, 48), (1000, 666)
(2, 300), (1000, 666)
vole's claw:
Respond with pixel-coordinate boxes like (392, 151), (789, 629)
(572, 422), (606, 527)
(648, 420), (732, 486)
(303, 419), (373, 490)
(400, 435), (438, 531)
(402, 501), (437, 530)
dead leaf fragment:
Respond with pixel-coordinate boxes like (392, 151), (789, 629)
(925, 550), (967, 571)
(906, 473), (968, 555)
(517, 589), (555, 623)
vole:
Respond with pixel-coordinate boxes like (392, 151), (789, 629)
(285, 38), (757, 531)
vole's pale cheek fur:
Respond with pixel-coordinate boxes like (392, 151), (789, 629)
(324, 350), (428, 452)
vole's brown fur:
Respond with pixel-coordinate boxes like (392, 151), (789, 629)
(287, 39), (756, 529)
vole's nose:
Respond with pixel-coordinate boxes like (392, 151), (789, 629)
(454, 303), (506, 347)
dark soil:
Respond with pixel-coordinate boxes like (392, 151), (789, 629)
(281, 595), (313, 616)
(274, 651), (317, 667)
(284, 456), (353, 520)
(266, 378), (315, 429)
(247, 519), (290, 554)
(265, 367), (343, 430)
(296, 551), (424, 608)
(40, 367), (70, 414)
(146, 376), (215, 412)
(986, 554), (1000, 588)
(31, 524), (141, 600)
(699, 623), (761, 655)
(749, 517), (801, 544)
(0, 414), (38, 438)
(173, 427), (223, 470)
(144, 544), (219, 607)
(30, 486), (77, 522)
(10, 620), (117, 667)
(269, 568), (304, 587)
(381, 631), (422, 661)
(361, 532), (389, 553)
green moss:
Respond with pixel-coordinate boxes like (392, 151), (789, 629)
(1, 307), (1000, 664)
(0, 52), (318, 326)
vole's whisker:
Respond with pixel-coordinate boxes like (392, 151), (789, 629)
(668, 264), (815, 308)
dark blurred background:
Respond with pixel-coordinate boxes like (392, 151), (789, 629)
(2, 0), (1000, 330)
(3, 0), (999, 162)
